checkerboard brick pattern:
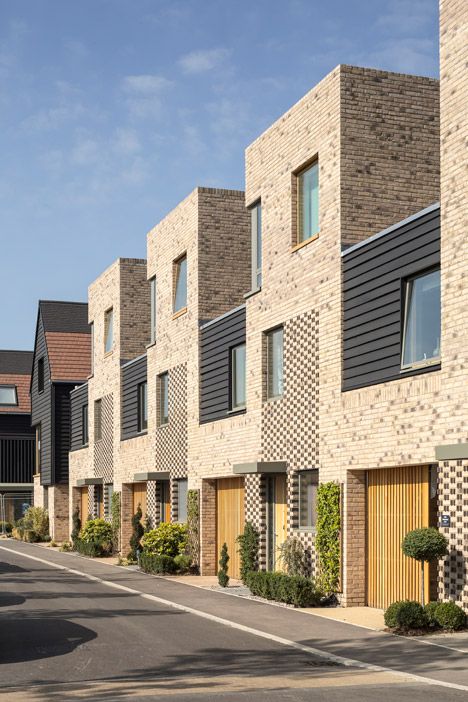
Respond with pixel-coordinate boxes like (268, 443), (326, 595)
(155, 363), (188, 476)
(94, 393), (113, 482)
(438, 459), (468, 608)
(244, 474), (267, 568)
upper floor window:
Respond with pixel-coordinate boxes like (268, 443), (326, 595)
(298, 470), (318, 529)
(38, 357), (45, 393)
(231, 344), (246, 410)
(266, 327), (284, 399)
(401, 268), (441, 370)
(35, 424), (42, 475)
(297, 160), (319, 244)
(95, 399), (102, 441)
(104, 308), (113, 354)
(82, 404), (89, 446)
(250, 201), (262, 290)
(173, 254), (187, 314)
(138, 381), (148, 432)
(158, 372), (169, 425)
(0, 385), (17, 405)
(150, 276), (157, 343)
(90, 322), (94, 375)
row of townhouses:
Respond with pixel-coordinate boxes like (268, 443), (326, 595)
(1, 0), (466, 610)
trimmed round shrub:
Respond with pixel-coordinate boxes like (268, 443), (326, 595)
(424, 602), (440, 628)
(384, 600), (428, 631)
(402, 528), (448, 562)
(174, 554), (191, 573)
(434, 601), (466, 631)
(245, 571), (321, 607)
(141, 522), (187, 558)
(139, 553), (177, 574)
(80, 518), (113, 545)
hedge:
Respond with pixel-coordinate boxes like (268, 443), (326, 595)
(139, 553), (178, 574)
(74, 538), (112, 557)
(245, 571), (321, 607)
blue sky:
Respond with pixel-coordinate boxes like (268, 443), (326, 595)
(0, 0), (439, 349)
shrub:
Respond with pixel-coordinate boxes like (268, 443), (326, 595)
(246, 571), (321, 607)
(23, 529), (40, 543)
(141, 522), (188, 558)
(278, 537), (306, 577)
(402, 528), (448, 605)
(174, 554), (191, 573)
(71, 507), (81, 545)
(384, 600), (428, 631)
(424, 602), (440, 628)
(218, 543), (229, 587)
(80, 518), (113, 544)
(0, 521), (13, 534)
(129, 505), (145, 559)
(60, 542), (73, 552)
(316, 482), (341, 594)
(139, 553), (177, 574)
(12, 526), (24, 540)
(433, 601), (466, 631)
(23, 506), (49, 538)
(111, 491), (121, 552)
(237, 522), (259, 584)
(74, 539), (111, 557)
(186, 490), (200, 570)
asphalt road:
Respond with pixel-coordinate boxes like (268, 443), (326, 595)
(0, 542), (467, 701)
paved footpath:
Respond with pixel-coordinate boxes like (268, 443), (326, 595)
(1, 540), (468, 701)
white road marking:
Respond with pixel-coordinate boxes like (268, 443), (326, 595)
(1, 544), (468, 693)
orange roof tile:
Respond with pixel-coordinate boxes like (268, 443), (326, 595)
(45, 332), (92, 382)
(0, 373), (31, 413)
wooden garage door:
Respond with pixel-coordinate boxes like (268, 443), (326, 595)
(216, 477), (245, 579)
(133, 483), (147, 520)
(367, 466), (429, 609)
(80, 487), (88, 523)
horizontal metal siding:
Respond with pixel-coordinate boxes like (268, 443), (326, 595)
(342, 209), (440, 391)
(121, 355), (147, 440)
(200, 307), (246, 423)
(70, 383), (88, 452)
(0, 436), (35, 483)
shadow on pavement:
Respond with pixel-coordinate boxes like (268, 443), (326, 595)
(0, 617), (96, 664)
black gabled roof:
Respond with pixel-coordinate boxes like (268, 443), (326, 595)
(39, 300), (90, 334)
(0, 350), (33, 375)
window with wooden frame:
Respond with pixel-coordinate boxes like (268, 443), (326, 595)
(158, 372), (169, 426)
(82, 404), (89, 446)
(173, 254), (187, 314)
(104, 308), (114, 354)
(250, 201), (262, 290)
(137, 381), (148, 433)
(266, 326), (284, 399)
(401, 268), (441, 371)
(94, 399), (102, 441)
(150, 276), (157, 343)
(295, 159), (319, 246)
(298, 470), (318, 529)
(230, 343), (246, 410)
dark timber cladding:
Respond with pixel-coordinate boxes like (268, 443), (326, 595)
(70, 383), (88, 452)
(121, 354), (147, 440)
(342, 204), (440, 391)
(31, 315), (53, 484)
(200, 305), (246, 423)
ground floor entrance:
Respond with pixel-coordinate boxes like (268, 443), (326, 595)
(367, 465), (431, 609)
(80, 487), (88, 523)
(133, 482), (147, 521)
(266, 474), (287, 571)
(216, 477), (245, 579)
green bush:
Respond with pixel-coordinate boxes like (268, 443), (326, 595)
(218, 542), (230, 587)
(139, 553), (177, 574)
(71, 507), (81, 545)
(384, 600), (428, 631)
(12, 526), (24, 540)
(402, 528), (448, 563)
(23, 529), (40, 543)
(186, 490), (200, 570)
(129, 505), (144, 559)
(433, 601), (466, 631)
(74, 539), (111, 557)
(246, 571), (321, 607)
(174, 554), (191, 573)
(424, 602), (440, 628)
(316, 482), (341, 594)
(141, 522), (188, 558)
(23, 506), (49, 538)
(237, 521), (260, 584)
(80, 518), (113, 544)
(0, 521), (13, 534)
(278, 537), (306, 577)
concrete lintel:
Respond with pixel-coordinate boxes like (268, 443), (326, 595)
(435, 443), (468, 461)
(76, 478), (104, 487)
(133, 471), (170, 482)
(233, 461), (287, 475)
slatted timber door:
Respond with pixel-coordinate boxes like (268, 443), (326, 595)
(133, 483), (147, 521)
(367, 466), (429, 609)
(216, 477), (245, 579)
(274, 475), (288, 571)
(80, 487), (89, 523)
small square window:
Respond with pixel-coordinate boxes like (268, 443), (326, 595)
(82, 404), (89, 446)
(95, 399), (102, 441)
(297, 161), (319, 243)
(266, 327), (284, 399)
(158, 373), (169, 425)
(231, 344), (246, 410)
(104, 308), (114, 354)
(401, 268), (441, 370)
(38, 357), (45, 393)
(173, 255), (187, 313)
(298, 470), (318, 529)
(138, 381), (148, 432)
(0, 385), (17, 405)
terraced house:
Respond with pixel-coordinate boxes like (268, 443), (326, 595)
(67, 0), (467, 609)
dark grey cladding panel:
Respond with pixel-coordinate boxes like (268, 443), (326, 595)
(200, 306), (246, 424)
(70, 383), (88, 452)
(31, 316), (53, 484)
(342, 207), (441, 391)
(53, 383), (75, 483)
(121, 355), (147, 440)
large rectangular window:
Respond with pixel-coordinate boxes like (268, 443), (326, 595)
(0, 385), (17, 405)
(38, 357), (44, 393)
(158, 372), (169, 425)
(104, 308), (114, 354)
(138, 381), (148, 432)
(231, 344), (246, 410)
(401, 269), (441, 369)
(250, 201), (262, 290)
(266, 327), (284, 399)
(298, 470), (318, 529)
(297, 160), (319, 243)
(35, 425), (41, 475)
(82, 404), (89, 445)
(177, 479), (188, 523)
(94, 399), (102, 441)
(173, 254), (187, 313)
(150, 276), (157, 343)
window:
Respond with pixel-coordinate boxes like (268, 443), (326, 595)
(401, 269), (441, 369)
(177, 479), (188, 522)
(104, 308), (114, 354)
(90, 322), (94, 375)
(158, 372), (169, 425)
(297, 160), (319, 243)
(250, 201), (262, 290)
(138, 381), (148, 432)
(38, 357), (44, 393)
(95, 399), (102, 441)
(0, 385), (17, 405)
(173, 254), (187, 313)
(266, 327), (284, 399)
(298, 470), (318, 529)
(150, 276), (157, 343)
(82, 404), (89, 445)
(35, 425), (41, 475)
(231, 344), (246, 410)
(104, 484), (113, 520)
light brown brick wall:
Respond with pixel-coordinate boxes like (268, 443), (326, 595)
(48, 484), (69, 542)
